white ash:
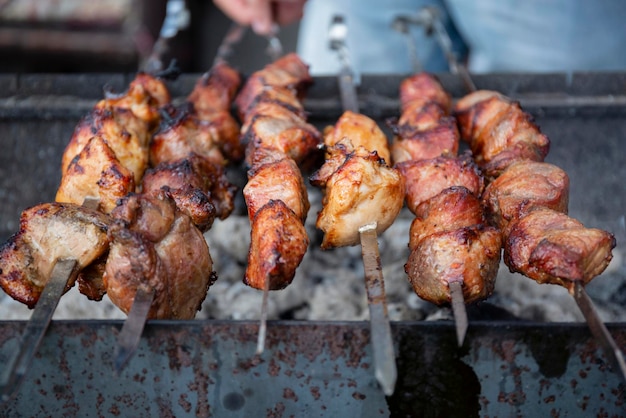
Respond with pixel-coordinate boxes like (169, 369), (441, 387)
(0, 192), (624, 325)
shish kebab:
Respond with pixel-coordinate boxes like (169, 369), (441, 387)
(309, 15), (403, 396)
(0, 0), (184, 399)
(390, 11), (499, 346)
(3, 0), (237, 388)
(412, 6), (625, 380)
(234, 52), (322, 354)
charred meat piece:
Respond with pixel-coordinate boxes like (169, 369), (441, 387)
(454, 90), (550, 179)
(0, 203), (110, 308)
(56, 135), (136, 214)
(311, 139), (404, 249)
(399, 73), (452, 113)
(505, 207), (615, 292)
(142, 153), (235, 223)
(151, 104), (229, 168)
(244, 200), (309, 291)
(482, 160), (570, 237)
(62, 106), (150, 184)
(104, 192), (215, 319)
(396, 153), (484, 215)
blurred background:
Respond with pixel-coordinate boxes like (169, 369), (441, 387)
(0, 0), (300, 74)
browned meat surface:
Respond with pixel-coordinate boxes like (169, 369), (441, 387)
(235, 53), (312, 119)
(0, 203), (110, 308)
(482, 160), (570, 236)
(323, 111), (391, 164)
(244, 156), (309, 222)
(244, 200), (309, 291)
(406, 224), (502, 305)
(62, 107), (150, 184)
(95, 72), (170, 130)
(408, 186), (487, 250)
(236, 54), (320, 291)
(187, 62), (241, 117)
(150, 104), (229, 168)
(396, 153), (484, 215)
(391, 117), (460, 164)
(104, 192), (214, 319)
(56, 135), (136, 213)
(399, 73), (452, 113)
(505, 207), (615, 292)
(141, 153), (235, 223)
(311, 139), (404, 249)
(454, 90), (550, 179)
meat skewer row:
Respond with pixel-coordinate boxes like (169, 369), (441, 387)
(234, 53), (322, 353)
(391, 73), (502, 346)
(454, 90), (624, 380)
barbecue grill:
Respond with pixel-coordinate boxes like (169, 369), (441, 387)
(0, 72), (625, 416)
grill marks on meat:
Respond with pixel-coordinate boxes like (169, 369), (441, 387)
(0, 203), (110, 308)
(454, 90), (550, 179)
(310, 130), (404, 249)
(395, 73), (501, 306)
(236, 53), (322, 290)
(456, 91), (615, 289)
(104, 192), (214, 319)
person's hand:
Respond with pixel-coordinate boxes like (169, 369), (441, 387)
(213, 0), (307, 35)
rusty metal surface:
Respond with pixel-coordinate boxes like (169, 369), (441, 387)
(0, 321), (624, 417)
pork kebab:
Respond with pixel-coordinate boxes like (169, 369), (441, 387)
(391, 73), (502, 345)
(454, 88), (623, 380)
(234, 53), (322, 352)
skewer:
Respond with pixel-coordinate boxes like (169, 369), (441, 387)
(417, 6), (626, 381)
(112, 0), (189, 373)
(329, 15), (397, 396)
(391, 16), (423, 73)
(0, 197), (99, 404)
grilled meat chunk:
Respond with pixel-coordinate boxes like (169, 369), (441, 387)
(96, 72), (170, 130)
(311, 139), (404, 249)
(504, 207), (615, 292)
(397, 153), (484, 215)
(454, 90), (550, 179)
(482, 160), (570, 237)
(244, 200), (309, 291)
(0, 203), (110, 308)
(104, 192), (214, 319)
(56, 135), (136, 213)
(324, 111), (391, 164)
(62, 106), (150, 184)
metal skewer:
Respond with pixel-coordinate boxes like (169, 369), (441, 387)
(0, 197), (99, 404)
(329, 15), (397, 396)
(417, 6), (625, 381)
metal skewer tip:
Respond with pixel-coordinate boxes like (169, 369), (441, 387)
(0, 258), (78, 404)
(449, 281), (468, 347)
(256, 276), (271, 355)
(113, 286), (155, 375)
(572, 281), (626, 383)
(359, 222), (397, 397)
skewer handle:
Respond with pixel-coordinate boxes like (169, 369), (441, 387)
(0, 258), (78, 404)
(359, 223), (397, 396)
